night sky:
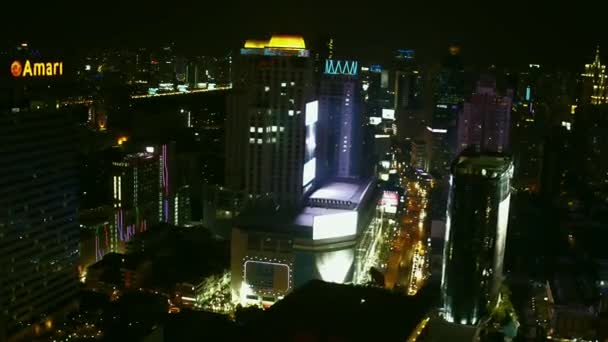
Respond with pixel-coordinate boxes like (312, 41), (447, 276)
(1, 0), (604, 68)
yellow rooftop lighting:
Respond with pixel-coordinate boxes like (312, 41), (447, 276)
(244, 40), (268, 49)
(268, 35), (306, 49)
(244, 35), (306, 49)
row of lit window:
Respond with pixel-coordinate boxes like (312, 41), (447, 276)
(249, 126), (286, 133)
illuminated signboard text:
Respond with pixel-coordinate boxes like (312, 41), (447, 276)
(11, 60), (63, 77)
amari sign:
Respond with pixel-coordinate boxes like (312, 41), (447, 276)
(11, 60), (63, 77)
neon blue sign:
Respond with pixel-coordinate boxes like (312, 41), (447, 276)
(370, 64), (383, 72)
(324, 60), (358, 76)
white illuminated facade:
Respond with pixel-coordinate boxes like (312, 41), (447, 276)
(312, 211), (358, 240)
(230, 179), (377, 307)
(382, 108), (395, 120)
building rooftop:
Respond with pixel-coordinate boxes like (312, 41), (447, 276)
(452, 153), (513, 177)
(251, 280), (436, 342)
(293, 206), (350, 228)
(308, 178), (374, 210)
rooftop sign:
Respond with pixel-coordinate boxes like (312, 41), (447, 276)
(11, 60), (63, 77)
(324, 60), (358, 76)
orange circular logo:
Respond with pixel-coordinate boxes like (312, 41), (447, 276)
(10, 61), (22, 77)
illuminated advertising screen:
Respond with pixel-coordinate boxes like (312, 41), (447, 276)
(303, 101), (318, 188)
(312, 212), (358, 240)
(369, 117), (382, 125)
(382, 108), (395, 120)
(302, 158), (316, 187)
(381, 191), (399, 214)
(244, 260), (290, 292)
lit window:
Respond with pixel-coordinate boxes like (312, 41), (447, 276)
(250, 127), (255, 133)
(281, 82), (287, 87)
(249, 138), (255, 143)
(288, 110), (294, 116)
(265, 86), (270, 92)
(257, 127), (263, 133)
(257, 139), (263, 144)
(272, 126), (278, 132)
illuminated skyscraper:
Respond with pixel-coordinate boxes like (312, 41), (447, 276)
(581, 45), (608, 105)
(225, 35), (314, 205)
(441, 153), (513, 325)
(111, 151), (160, 252)
(318, 59), (361, 180)
(0, 109), (79, 340)
(458, 77), (513, 153)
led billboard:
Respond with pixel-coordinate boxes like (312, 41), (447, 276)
(369, 117), (382, 125)
(312, 212), (358, 240)
(382, 108), (395, 120)
(302, 158), (316, 187)
(303, 101), (318, 188)
(244, 260), (290, 292)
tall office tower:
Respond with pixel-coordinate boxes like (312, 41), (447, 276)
(225, 35), (314, 206)
(458, 77), (513, 154)
(572, 105), (608, 199)
(150, 44), (176, 86)
(429, 45), (465, 176)
(319, 59), (361, 180)
(393, 50), (424, 140)
(0, 109), (79, 340)
(581, 45), (607, 105)
(157, 142), (177, 224)
(111, 151), (160, 252)
(393, 49), (422, 110)
(441, 153), (513, 325)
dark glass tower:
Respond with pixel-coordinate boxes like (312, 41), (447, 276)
(318, 59), (361, 181)
(0, 108), (79, 339)
(441, 153), (513, 325)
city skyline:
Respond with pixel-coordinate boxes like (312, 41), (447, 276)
(1, 1), (606, 68)
(2, 7), (608, 339)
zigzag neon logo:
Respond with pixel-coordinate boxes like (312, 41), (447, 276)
(324, 60), (358, 76)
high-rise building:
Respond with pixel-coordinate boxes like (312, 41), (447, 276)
(393, 49), (422, 112)
(393, 50), (425, 141)
(441, 153), (513, 325)
(457, 77), (513, 153)
(581, 45), (607, 106)
(318, 59), (361, 180)
(0, 109), (79, 340)
(428, 45), (465, 176)
(225, 35), (314, 206)
(111, 151), (160, 252)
